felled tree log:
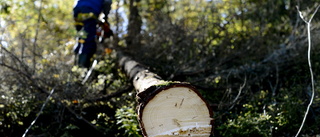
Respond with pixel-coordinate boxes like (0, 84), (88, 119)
(119, 55), (213, 137)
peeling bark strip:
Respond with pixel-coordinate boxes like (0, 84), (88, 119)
(119, 55), (213, 137)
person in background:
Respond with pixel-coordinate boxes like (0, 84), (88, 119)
(73, 0), (113, 68)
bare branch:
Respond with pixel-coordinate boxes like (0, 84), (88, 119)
(295, 5), (320, 137)
(23, 87), (56, 137)
(229, 76), (246, 110)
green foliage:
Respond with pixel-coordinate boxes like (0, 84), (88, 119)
(218, 104), (272, 137)
(1, 0), (320, 136)
(116, 106), (141, 137)
(0, 1), (10, 14)
(216, 82), (320, 136)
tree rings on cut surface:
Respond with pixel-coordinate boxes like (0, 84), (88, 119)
(137, 84), (213, 137)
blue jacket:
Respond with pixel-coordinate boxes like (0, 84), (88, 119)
(74, 0), (103, 15)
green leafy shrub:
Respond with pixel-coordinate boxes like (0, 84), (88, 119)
(217, 103), (272, 137)
(115, 106), (141, 137)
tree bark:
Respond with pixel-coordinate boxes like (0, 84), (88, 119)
(119, 54), (213, 137)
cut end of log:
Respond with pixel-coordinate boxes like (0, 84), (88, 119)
(139, 85), (213, 137)
(151, 126), (212, 137)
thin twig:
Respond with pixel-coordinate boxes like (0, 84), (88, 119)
(82, 60), (98, 84)
(33, 0), (43, 73)
(229, 76), (246, 110)
(295, 5), (320, 137)
(22, 87), (56, 137)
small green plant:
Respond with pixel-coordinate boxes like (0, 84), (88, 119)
(217, 103), (272, 137)
(115, 106), (141, 137)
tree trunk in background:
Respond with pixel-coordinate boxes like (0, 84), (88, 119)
(126, 0), (142, 47)
(119, 54), (213, 137)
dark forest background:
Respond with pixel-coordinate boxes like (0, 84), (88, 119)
(1, 0), (320, 136)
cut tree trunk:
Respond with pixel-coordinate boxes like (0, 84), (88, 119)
(119, 55), (213, 137)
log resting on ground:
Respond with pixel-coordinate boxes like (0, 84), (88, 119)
(119, 56), (213, 137)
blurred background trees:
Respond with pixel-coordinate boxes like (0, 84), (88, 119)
(1, 0), (320, 136)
